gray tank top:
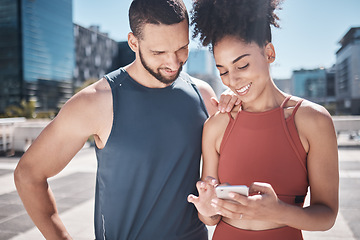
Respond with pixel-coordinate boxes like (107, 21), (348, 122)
(94, 68), (208, 240)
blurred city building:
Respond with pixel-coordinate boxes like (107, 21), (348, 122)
(113, 41), (136, 72)
(290, 67), (335, 105)
(0, 0), (358, 116)
(73, 24), (118, 88)
(274, 78), (291, 94)
(73, 24), (134, 88)
(0, 0), (135, 116)
(335, 27), (360, 115)
(292, 68), (327, 102)
(186, 48), (226, 97)
(0, 0), (74, 114)
(326, 66), (336, 101)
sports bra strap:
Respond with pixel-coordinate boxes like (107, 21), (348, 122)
(280, 96), (303, 118)
(227, 111), (234, 121)
(291, 99), (303, 117)
(280, 95), (292, 108)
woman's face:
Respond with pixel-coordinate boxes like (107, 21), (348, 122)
(213, 36), (274, 104)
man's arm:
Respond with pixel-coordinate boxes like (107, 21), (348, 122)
(14, 79), (112, 239)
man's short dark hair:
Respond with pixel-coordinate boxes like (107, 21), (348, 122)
(129, 0), (189, 39)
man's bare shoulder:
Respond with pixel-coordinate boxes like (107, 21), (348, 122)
(74, 78), (111, 103)
(55, 78), (112, 130)
(190, 76), (215, 98)
(190, 76), (218, 116)
(50, 78), (113, 144)
(190, 76), (211, 89)
(63, 78), (111, 112)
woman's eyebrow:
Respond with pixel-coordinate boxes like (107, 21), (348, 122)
(216, 54), (250, 68)
(232, 54), (250, 64)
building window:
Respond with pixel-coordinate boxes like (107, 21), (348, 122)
(95, 55), (101, 67)
(74, 26), (79, 37)
(91, 33), (97, 43)
(337, 58), (349, 94)
(73, 67), (79, 78)
(84, 68), (90, 79)
(85, 46), (92, 57)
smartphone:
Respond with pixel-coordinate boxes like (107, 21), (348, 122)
(215, 185), (249, 200)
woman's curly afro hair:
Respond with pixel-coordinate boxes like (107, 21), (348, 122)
(191, 0), (282, 48)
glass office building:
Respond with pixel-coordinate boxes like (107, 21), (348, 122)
(336, 27), (360, 115)
(0, 0), (22, 112)
(0, 0), (74, 113)
(291, 68), (327, 103)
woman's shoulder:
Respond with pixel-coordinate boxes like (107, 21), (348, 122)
(290, 97), (332, 121)
(203, 111), (233, 142)
(205, 105), (239, 127)
(290, 96), (334, 134)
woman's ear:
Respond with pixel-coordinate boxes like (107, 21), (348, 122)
(128, 32), (138, 53)
(265, 42), (276, 63)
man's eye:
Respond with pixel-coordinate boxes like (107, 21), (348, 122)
(220, 71), (228, 76)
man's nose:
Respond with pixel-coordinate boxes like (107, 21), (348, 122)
(166, 53), (181, 70)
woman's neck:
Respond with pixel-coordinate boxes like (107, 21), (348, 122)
(241, 84), (286, 112)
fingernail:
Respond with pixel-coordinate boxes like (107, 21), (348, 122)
(211, 203), (216, 208)
(211, 199), (218, 204)
(229, 193), (235, 198)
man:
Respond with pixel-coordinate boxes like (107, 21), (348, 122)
(14, 0), (238, 239)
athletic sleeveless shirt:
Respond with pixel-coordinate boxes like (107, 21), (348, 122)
(94, 68), (208, 240)
(216, 96), (309, 239)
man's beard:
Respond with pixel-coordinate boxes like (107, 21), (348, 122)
(139, 48), (183, 85)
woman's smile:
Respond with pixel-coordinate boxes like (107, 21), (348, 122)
(236, 82), (252, 96)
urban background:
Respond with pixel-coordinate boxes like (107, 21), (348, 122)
(1, 0), (360, 118)
(0, 0), (360, 153)
(0, 0), (360, 240)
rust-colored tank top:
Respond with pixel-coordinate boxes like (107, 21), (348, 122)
(218, 96), (308, 206)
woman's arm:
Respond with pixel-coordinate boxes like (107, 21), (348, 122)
(279, 102), (339, 230)
(188, 112), (230, 225)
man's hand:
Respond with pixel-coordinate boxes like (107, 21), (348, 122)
(211, 89), (241, 113)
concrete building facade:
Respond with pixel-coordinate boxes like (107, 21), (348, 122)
(335, 27), (360, 115)
(73, 24), (119, 88)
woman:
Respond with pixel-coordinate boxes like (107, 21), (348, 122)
(187, 0), (339, 239)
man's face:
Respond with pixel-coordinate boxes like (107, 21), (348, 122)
(136, 20), (189, 85)
(138, 47), (183, 85)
